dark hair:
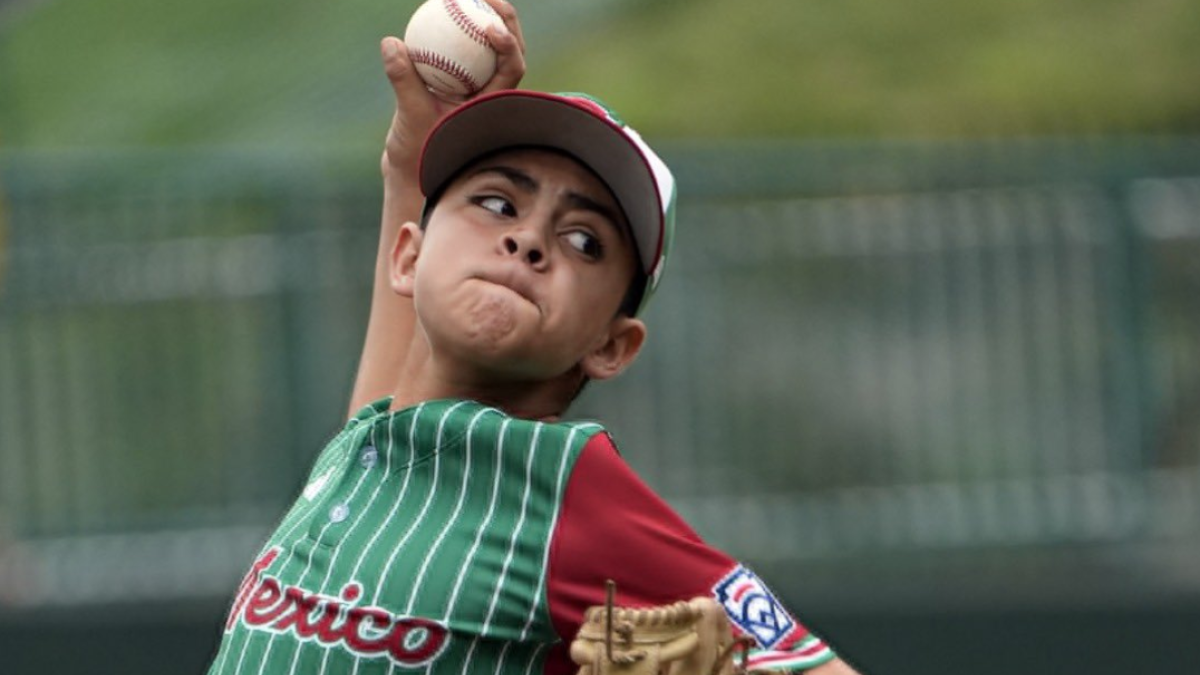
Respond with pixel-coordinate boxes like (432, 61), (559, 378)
(615, 263), (647, 319)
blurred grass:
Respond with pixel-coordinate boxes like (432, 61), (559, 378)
(0, 0), (1198, 147)
(0, 0), (416, 148)
(538, 0), (1200, 137)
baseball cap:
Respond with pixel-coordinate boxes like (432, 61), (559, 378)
(419, 90), (676, 315)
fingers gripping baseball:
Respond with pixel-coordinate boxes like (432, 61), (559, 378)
(380, 37), (443, 181)
(479, 0), (526, 94)
(380, 0), (526, 183)
(487, 0), (525, 53)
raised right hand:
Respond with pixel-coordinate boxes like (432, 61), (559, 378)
(378, 0), (528, 189)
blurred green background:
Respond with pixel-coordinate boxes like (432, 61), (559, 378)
(2, 1), (1200, 674)
(3, 0), (1200, 146)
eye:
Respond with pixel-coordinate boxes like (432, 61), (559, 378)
(474, 195), (516, 217)
(563, 230), (604, 260)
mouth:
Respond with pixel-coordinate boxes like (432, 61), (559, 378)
(473, 271), (538, 309)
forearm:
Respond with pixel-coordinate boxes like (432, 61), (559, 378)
(347, 0), (523, 418)
(347, 177), (422, 417)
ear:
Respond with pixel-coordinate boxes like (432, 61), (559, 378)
(389, 221), (424, 298)
(579, 316), (647, 381)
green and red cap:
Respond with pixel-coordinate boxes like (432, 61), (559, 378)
(419, 90), (677, 315)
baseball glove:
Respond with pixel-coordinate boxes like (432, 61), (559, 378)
(570, 581), (754, 675)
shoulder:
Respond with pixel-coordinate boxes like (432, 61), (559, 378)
(486, 411), (609, 459)
(428, 404), (611, 484)
(558, 431), (709, 548)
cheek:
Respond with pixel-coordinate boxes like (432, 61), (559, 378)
(410, 250), (458, 320)
(585, 261), (634, 312)
(413, 233), (469, 294)
(557, 270), (626, 334)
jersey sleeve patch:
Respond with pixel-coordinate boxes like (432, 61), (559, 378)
(712, 564), (799, 650)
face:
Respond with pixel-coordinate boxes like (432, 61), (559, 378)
(392, 148), (645, 384)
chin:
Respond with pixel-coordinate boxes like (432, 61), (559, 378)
(462, 340), (577, 384)
(423, 292), (578, 380)
(464, 286), (540, 341)
(442, 322), (539, 375)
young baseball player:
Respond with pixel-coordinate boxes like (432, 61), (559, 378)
(207, 2), (859, 674)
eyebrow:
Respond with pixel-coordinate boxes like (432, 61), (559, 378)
(470, 165), (538, 194)
(468, 164), (629, 243)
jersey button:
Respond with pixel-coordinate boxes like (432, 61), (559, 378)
(360, 446), (378, 469)
(329, 503), (350, 523)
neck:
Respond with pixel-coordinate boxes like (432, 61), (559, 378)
(388, 337), (580, 422)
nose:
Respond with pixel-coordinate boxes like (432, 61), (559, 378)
(501, 227), (547, 268)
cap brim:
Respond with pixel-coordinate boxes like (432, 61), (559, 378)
(419, 90), (664, 276)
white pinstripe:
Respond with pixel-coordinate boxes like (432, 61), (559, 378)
(307, 411), (404, 675)
(519, 425), (599, 642)
(478, 422), (543, 638)
(224, 419), (375, 675)
(348, 403), (423, 589)
(403, 407), (497, 614)
(521, 642), (548, 675)
(445, 418), (513, 675)
(349, 401), (469, 675)
(443, 417), (511, 624)
(255, 422), (381, 675)
(386, 406), (497, 675)
(493, 640), (513, 675)
(342, 403), (424, 675)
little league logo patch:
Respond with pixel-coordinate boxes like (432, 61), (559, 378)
(713, 565), (797, 649)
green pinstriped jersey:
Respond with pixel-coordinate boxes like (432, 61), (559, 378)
(207, 397), (602, 675)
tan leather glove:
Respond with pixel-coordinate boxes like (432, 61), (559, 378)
(571, 582), (754, 675)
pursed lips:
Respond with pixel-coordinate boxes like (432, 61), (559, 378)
(472, 268), (541, 309)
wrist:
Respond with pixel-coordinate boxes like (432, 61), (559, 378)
(382, 150), (419, 179)
(383, 160), (421, 192)
(382, 177), (426, 228)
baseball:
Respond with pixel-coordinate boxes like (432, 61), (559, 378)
(404, 0), (503, 99)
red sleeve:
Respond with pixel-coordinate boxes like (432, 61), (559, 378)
(542, 433), (833, 675)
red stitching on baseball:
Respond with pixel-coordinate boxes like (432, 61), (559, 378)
(409, 47), (480, 94)
(443, 0), (491, 47)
